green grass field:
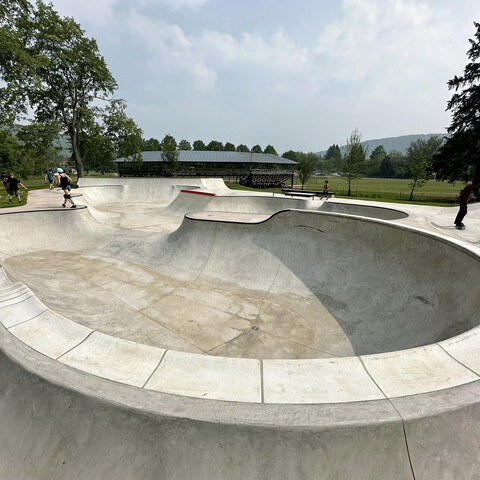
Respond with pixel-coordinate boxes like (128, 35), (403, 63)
(228, 176), (464, 207)
(303, 176), (462, 205)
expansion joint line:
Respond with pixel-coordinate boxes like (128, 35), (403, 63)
(253, 212), (291, 326)
(358, 356), (417, 480)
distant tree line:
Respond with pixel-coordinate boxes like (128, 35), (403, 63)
(140, 136), (278, 156)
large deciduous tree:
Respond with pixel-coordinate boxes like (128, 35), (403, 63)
(433, 22), (480, 183)
(0, 1), (123, 178)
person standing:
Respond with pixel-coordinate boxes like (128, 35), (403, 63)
(323, 180), (329, 194)
(454, 182), (477, 230)
(45, 169), (55, 189)
(56, 168), (77, 208)
(6, 173), (27, 204)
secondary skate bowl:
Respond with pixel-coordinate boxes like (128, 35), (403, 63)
(0, 178), (479, 479)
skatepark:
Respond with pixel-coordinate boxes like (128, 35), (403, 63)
(0, 177), (479, 479)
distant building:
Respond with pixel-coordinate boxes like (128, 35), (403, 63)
(115, 150), (297, 188)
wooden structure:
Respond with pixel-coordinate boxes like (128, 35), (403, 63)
(115, 151), (297, 188)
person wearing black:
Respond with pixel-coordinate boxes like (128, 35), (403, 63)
(454, 182), (477, 230)
(56, 168), (76, 208)
(7, 173), (27, 204)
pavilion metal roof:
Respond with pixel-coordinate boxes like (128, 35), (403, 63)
(116, 150), (297, 165)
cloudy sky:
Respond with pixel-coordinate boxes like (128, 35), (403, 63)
(48, 0), (478, 153)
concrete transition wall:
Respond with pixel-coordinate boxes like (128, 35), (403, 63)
(0, 178), (478, 479)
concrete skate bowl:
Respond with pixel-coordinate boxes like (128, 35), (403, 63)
(0, 185), (479, 478)
(163, 189), (409, 220)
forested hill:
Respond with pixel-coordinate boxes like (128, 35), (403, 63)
(317, 133), (446, 156)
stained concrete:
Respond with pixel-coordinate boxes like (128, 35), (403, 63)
(0, 177), (479, 479)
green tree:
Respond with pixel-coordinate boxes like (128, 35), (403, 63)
(379, 156), (394, 177)
(342, 129), (367, 195)
(264, 145), (277, 155)
(193, 140), (206, 150)
(296, 152), (317, 190)
(251, 144), (263, 153)
(405, 136), (442, 178)
(178, 139), (192, 150)
(224, 142), (235, 151)
(0, 1), (119, 178)
(16, 122), (59, 176)
(282, 150), (298, 162)
(433, 22), (480, 183)
(236, 144), (249, 152)
(207, 140), (223, 151)
(323, 144), (343, 173)
(141, 138), (161, 151)
(103, 99), (143, 160)
(0, 123), (59, 178)
(80, 126), (115, 175)
(160, 134), (179, 173)
(367, 145), (386, 177)
(408, 154), (430, 201)
(324, 144), (342, 161)
(0, 128), (22, 175)
(388, 151), (406, 178)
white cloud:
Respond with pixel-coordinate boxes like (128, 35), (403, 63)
(50, 0), (120, 29)
(199, 29), (309, 75)
(46, 0), (478, 151)
(125, 11), (217, 89)
(314, 0), (459, 86)
(136, 0), (212, 9)
(125, 11), (310, 90)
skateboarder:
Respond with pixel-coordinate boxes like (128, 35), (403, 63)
(56, 168), (77, 208)
(454, 182), (477, 229)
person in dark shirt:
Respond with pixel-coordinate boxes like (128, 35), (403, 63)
(45, 169), (55, 189)
(56, 168), (76, 208)
(6, 173), (27, 204)
(454, 182), (477, 230)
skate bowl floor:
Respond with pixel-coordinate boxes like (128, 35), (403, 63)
(0, 178), (479, 479)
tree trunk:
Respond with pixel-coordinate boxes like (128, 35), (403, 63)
(70, 129), (84, 178)
(409, 182), (416, 201)
(347, 180), (351, 196)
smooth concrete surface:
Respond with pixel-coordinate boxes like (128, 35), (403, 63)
(0, 177), (479, 479)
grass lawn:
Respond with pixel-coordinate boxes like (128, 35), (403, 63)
(228, 177), (465, 207)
